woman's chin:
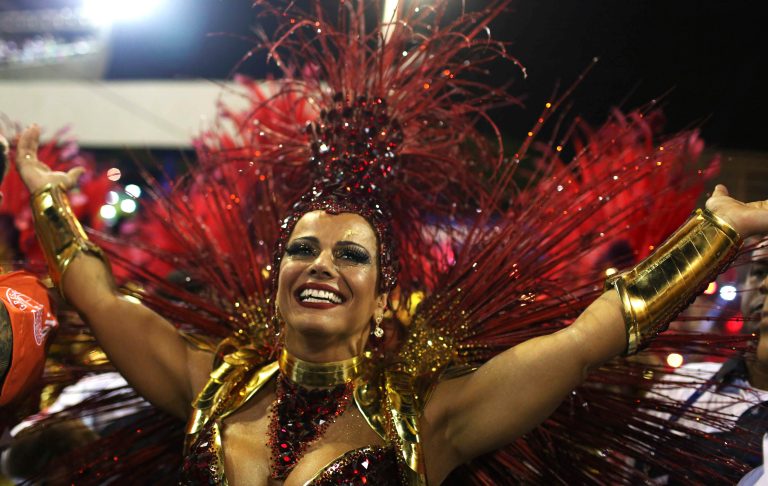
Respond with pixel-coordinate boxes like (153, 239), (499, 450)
(287, 319), (342, 339)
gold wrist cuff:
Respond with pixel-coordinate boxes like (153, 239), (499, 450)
(606, 208), (742, 355)
(31, 183), (108, 295)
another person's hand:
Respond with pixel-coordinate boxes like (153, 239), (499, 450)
(1, 134), (9, 204)
(14, 125), (84, 194)
(706, 184), (768, 239)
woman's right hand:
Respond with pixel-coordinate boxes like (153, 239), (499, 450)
(14, 125), (85, 194)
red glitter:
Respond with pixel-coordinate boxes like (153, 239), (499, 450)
(267, 375), (354, 479)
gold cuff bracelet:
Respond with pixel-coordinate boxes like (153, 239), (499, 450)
(606, 208), (742, 355)
(31, 183), (108, 296)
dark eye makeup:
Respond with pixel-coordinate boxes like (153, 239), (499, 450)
(335, 244), (371, 264)
(285, 240), (318, 257)
(284, 238), (371, 265)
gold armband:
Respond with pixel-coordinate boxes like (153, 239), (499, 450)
(606, 208), (742, 355)
(31, 183), (108, 295)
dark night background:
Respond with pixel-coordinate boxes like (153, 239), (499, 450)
(100, 0), (767, 151)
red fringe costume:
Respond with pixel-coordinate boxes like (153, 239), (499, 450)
(1, 1), (762, 484)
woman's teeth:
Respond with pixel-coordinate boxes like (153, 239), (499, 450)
(299, 288), (343, 304)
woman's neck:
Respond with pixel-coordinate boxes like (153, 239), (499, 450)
(283, 327), (367, 363)
(278, 348), (362, 388)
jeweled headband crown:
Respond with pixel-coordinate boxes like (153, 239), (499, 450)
(272, 94), (400, 294)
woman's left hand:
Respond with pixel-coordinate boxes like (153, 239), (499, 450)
(706, 184), (768, 238)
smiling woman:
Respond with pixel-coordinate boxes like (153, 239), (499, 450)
(278, 211), (386, 362)
(5, 0), (768, 484)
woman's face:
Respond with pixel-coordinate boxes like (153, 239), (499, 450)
(277, 210), (385, 342)
(742, 245), (768, 362)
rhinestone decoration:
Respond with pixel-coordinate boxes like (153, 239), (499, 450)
(268, 374), (355, 479)
(181, 421), (225, 485)
(307, 93), (402, 194)
(308, 445), (400, 485)
(271, 94), (403, 313)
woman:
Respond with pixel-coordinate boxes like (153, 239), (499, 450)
(12, 120), (768, 485)
(9, 1), (768, 484)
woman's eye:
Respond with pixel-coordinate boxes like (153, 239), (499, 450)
(285, 242), (316, 257)
(336, 247), (371, 264)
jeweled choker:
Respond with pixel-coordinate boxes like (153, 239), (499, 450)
(278, 348), (362, 387)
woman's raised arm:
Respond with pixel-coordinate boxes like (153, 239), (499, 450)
(14, 125), (213, 419)
(423, 185), (768, 481)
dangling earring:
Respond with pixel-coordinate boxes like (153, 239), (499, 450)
(272, 303), (283, 338)
(373, 312), (384, 338)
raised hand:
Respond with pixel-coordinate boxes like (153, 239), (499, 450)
(1, 134), (9, 183)
(14, 125), (85, 194)
(706, 184), (768, 239)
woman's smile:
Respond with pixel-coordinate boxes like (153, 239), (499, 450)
(295, 282), (347, 308)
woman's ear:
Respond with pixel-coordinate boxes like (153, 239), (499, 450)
(376, 292), (389, 313)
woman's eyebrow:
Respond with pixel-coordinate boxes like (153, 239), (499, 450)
(290, 236), (319, 244)
(336, 240), (372, 251)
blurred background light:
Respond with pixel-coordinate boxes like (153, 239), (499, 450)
(119, 198), (137, 213)
(719, 285), (737, 302)
(107, 167), (122, 181)
(725, 319), (744, 334)
(99, 204), (117, 220)
(703, 281), (718, 295)
(666, 353), (684, 368)
(82, 0), (165, 27)
(125, 184), (141, 198)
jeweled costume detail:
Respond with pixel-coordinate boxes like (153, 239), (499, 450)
(268, 351), (359, 479)
(181, 350), (409, 484)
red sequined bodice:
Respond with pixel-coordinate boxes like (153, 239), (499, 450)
(180, 417), (401, 485)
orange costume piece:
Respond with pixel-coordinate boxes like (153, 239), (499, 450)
(0, 271), (57, 406)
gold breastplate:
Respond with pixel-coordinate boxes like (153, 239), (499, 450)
(184, 352), (427, 485)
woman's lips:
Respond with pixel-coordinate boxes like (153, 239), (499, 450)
(297, 300), (339, 309)
(294, 283), (346, 309)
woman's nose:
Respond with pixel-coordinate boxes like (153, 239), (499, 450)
(308, 251), (335, 277)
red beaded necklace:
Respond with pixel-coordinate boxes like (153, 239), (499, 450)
(268, 349), (361, 479)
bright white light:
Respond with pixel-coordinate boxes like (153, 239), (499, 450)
(125, 184), (142, 198)
(100, 204), (117, 220)
(666, 353), (684, 368)
(720, 285), (737, 301)
(82, 0), (164, 27)
(106, 191), (119, 205)
(120, 199), (137, 214)
(605, 267), (618, 277)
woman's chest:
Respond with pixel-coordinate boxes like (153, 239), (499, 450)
(220, 396), (386, 486)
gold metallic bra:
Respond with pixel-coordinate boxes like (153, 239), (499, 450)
(184, 347), (427, 485)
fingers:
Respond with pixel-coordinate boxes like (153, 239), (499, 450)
(712, 184), (730, 198)
(16, 124), (41, 166)
(66, 167), (86, 188)
(0, 135), (8, 182)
